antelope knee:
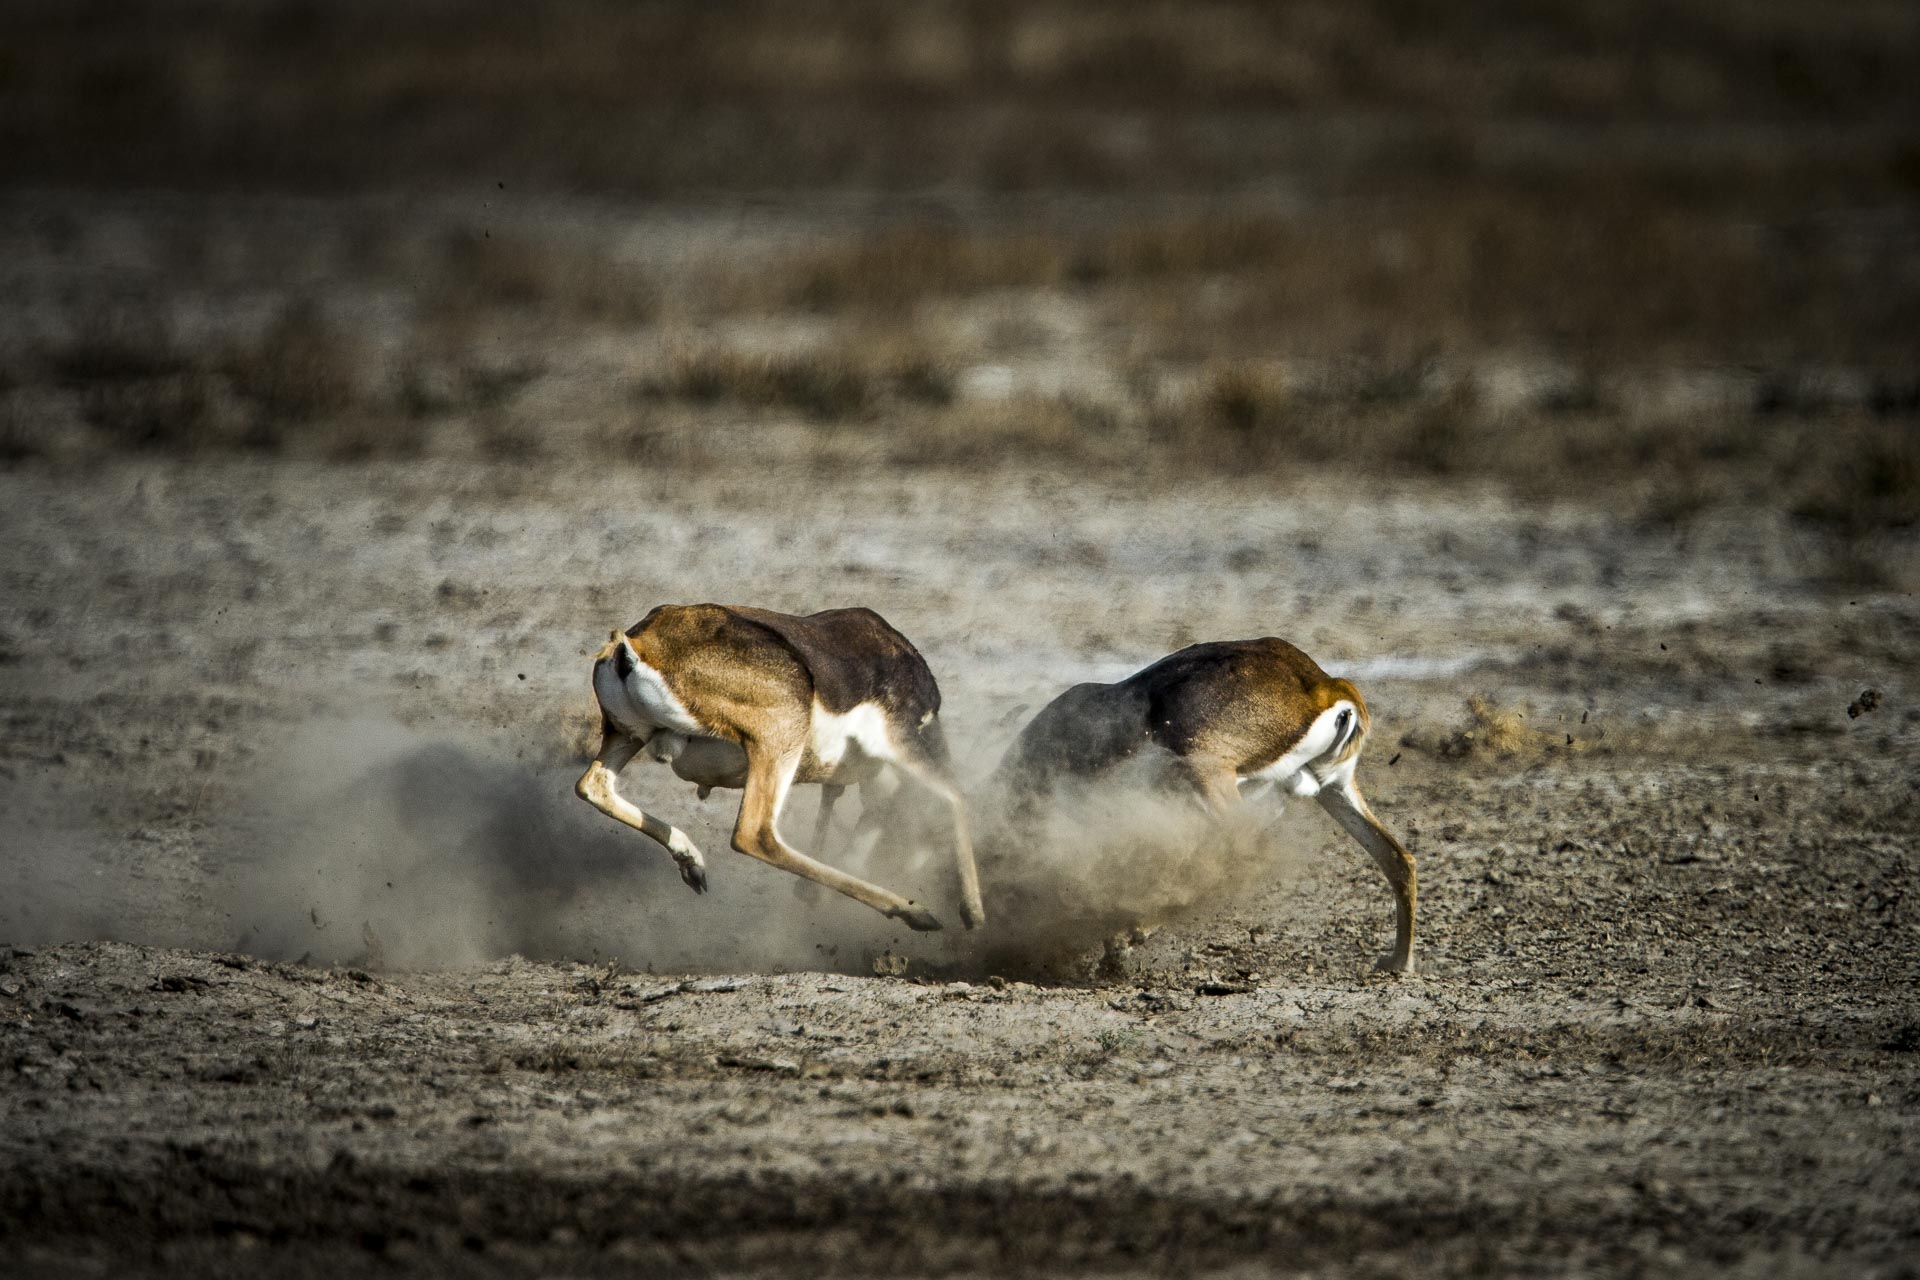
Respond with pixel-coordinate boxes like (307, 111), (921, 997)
(731, 823), (777, 859)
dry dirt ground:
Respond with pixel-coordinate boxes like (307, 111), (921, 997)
(2, 3), (1918, 1271)
(1, 452), (1916, 1277)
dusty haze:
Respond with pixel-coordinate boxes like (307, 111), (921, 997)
(2, 1), (1915, 1275)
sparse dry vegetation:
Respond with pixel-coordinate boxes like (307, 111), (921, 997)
(746, 194), (1920, 369)
(22, 284), (1913, 533)
(3, 4), (1917, 1270)
(219, 300), (366, 429)
(82, 371), (255, 453)
(2, 0), (1911, 528)
(638, 338), (956, 421)
(427, 229), (657, 324)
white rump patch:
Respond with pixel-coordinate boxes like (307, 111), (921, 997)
(809, 701), (894, 774)
(1239, 700), (1359, 799)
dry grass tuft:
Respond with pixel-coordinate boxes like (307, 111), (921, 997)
(46, 312), (192, 387)
(648, 347), (875, 419)
(1146, 361), (1484, 477)
(430, 229), (656, 324)
(0, 398), (39, 464)
(220, 300), (367, 429)
(639, 339), (955, 421)
(1413, 698), (1577, 762)
(1199, 360), (1291, 436)
(397, 351), (545, 420)
(83, 372), (259, 453)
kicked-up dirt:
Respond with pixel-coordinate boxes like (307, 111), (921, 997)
(1, 454), (1916, 1277)
(2, 3), (1918, 1270)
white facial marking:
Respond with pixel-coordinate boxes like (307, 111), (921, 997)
(594, 641), (704, 737)
(1239, 700), (1359, 798)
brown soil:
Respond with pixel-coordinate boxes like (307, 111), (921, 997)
(2, 455), (1917, 1277)
(2, 4), (1917, 1273)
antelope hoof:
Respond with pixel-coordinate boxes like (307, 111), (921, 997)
(895, 905), (944, 932)
(1373, 952), (1414, 976)
(958, 899), (985, 930)
(680, 861), (709, 894)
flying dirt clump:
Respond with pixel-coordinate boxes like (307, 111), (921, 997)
(1404, 696), (1590, 762)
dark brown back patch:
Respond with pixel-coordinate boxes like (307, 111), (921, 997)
(1002, 637), (1365, 787)
(728, 606), (942, 720)
(619, 604), (945, 753)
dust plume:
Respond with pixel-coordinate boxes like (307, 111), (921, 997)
(211, 716), (963, 975)
(202, 698), (1315, 978)
(0, 709), (1309, 980)
(962, 749), (1310, 978)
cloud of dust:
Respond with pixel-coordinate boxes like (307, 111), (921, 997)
(0, 710), (1309, 981)
(0, 805), (150, 949)
(213, 712), (1315, 979)
(961, 747), (1308, 977)
(210, 715), (974, 975)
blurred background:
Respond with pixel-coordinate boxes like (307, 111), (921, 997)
(1, 0), (1915, 538)
(2, 2), (1917, 958)
(4, 13), (1917, 1272)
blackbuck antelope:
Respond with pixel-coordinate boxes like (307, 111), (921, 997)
(577, 604), (982, 931)
(994, 638), (1417, 973)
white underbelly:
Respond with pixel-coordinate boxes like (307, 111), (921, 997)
(664, 734), (749, 789)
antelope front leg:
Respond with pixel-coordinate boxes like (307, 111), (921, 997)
(575, 732), (710, 893)
(1182, 757), (1246, 819)
(893, 757), (985, 930)
(732, 743), (944, 931)
(811, 784), (845, 856)
(787, 783), (848, 904)
(1185, 757), (1267, 865)
(1317, 777), (1417, 974)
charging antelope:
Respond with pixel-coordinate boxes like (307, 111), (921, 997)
(577, 604), (982, 931)
(993, 638), (1416, 972)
